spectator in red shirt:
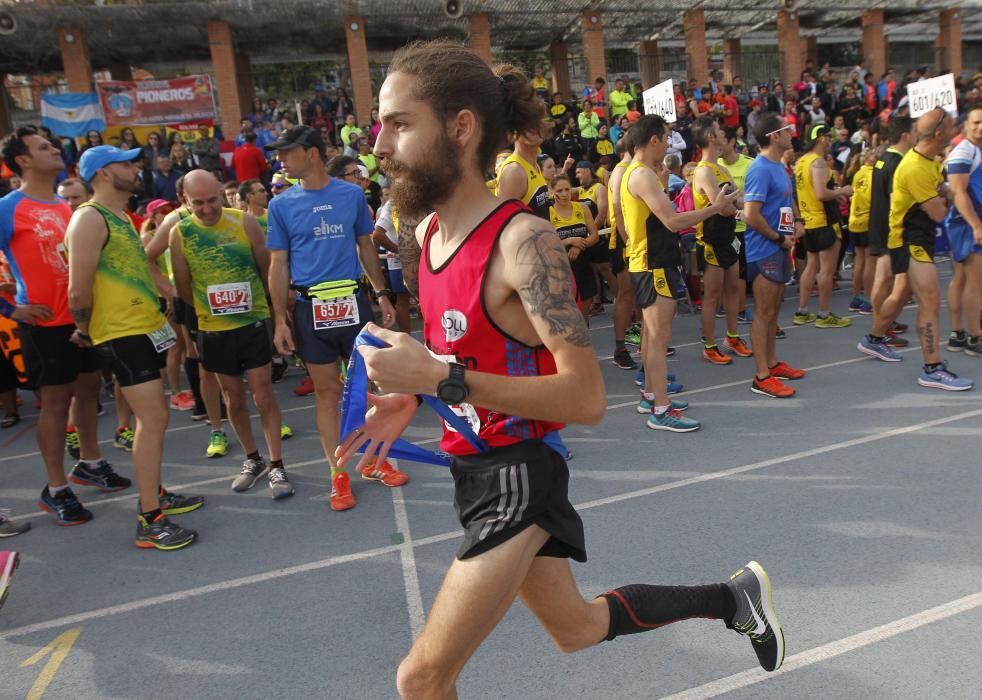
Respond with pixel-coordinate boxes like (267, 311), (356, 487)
(721, 85), (740, 128)
(230, 132), (268, 183)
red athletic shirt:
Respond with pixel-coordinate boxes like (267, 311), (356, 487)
(0, 191), (73, 326)
(418, 200), (564, 456)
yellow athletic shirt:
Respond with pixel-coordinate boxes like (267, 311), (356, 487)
(495, 151), (550, 214)
(608, 161), (628, 250)
(77, 201), (166, 345)
(621, 161), (676, 272)
(794, 152), (828, 229)
(848, 164), (874, 233)
(693, 160), (734, 240)
(887, 150), (943, 250)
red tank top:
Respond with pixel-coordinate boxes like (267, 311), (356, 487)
(419, 200), (564, 456)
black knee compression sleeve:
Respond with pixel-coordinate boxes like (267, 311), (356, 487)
(600, 583), (736, 641)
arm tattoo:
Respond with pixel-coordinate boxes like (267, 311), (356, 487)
(397, 215), (423, 300)
(70, 306), (91, 324)
(515, 227), (592, 347)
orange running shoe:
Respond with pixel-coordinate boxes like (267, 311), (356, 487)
(723, 336), (753, 357)
(293, 376), (314, 396)
(330, 471), (356, 511)
(769, 361), (805, 380)
(360, 458), (409, 487)
(703, 345), (733, 365)
(751, 375), (795, 398)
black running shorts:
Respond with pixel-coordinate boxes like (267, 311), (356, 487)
(452, 439), (586, 563)
(890, 242), (933, 276)
(0, 350), (19, 392)
(611, 235), (628, 276)
(98, 333), (168, 388)
(571, 255), (598, 302)
(20, 323), (101, 388)
(803, 225), (840, 254)
(851, 231), (869, 248)
(697, 239), (740, 270)
(585, 237), (610, 265)
(630, 267), (684, 308)
(198, 319), (273, 377)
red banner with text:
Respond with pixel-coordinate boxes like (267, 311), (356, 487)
(96, 75), (217, 127)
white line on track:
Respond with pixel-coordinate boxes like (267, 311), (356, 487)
(660, 590), (982, 700)
(3, 406), (979, 641)
(391, 458), (426, 640)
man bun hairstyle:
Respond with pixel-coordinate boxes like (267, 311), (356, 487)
(388, 39), (545, 173)
(691, 115), (717, 149)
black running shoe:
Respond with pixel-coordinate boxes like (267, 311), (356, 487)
(159, 489), (205, 516)
(725, 561), (784, 672)
(135, 514), (197, 550)
(775, 327), (787, 340)
(37, 487), (93, 526)
(665, 346), (676, 357)
(612, 348), (638, 370)
(69, 460), (132, 492)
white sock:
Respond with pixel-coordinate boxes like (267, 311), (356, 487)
(48, 484), (69, 498)
(653, 404), (669, 416)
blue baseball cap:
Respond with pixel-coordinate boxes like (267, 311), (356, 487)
(78, 145), (143, 182)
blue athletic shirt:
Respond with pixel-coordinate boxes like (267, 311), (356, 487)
(945, 138), (982, 227)
(266, 178), (374, 287)
(743, 154), (794, 263)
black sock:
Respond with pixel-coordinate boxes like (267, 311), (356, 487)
(600, 583), (736, 642)
(924, 362), (944, 373)
(140, 508), (162, 525)
(247, 450), (261, 462)
(868, 334), (885, 343)
(270, 459), (283, 470)
(615, 340), (626, 351)
(184, 357), (202, 404)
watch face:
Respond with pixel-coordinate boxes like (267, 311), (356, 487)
(440, 383), (467, 405)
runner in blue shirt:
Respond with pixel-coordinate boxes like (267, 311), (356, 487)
(266, 126), (401, 512)
(945, 105), (982, 356)
(742, 113), (806, 399)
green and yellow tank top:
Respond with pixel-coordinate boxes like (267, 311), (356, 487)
(548, 202), (589, 241)
(175, 207), (270, 332)
(693, 160), (735, 241)
(256, 210), (268, 235)
(794, 152), (827, 229)
(495, 151), (550, 215)
(621, 161), (678, 272)
(608, 161), (628, 250)
(77, 201), (166, 345)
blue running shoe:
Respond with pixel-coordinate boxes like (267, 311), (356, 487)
(858, 335), (902, 362)
(857, 300), (873, 315)
(738, 309), (753, 324)
(647, 408), (700, 432)
(635, 368), (645, 387)
(715, 305), (725, 318)
(917, 363), (974, 391)
(667, 381), (684, 394)
(848, 295), (865, 312)
(637, 397), (689, 413)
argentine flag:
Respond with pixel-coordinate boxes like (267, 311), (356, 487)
(40, 92), (105, 137)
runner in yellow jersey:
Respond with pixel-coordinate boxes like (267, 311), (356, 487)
(793, 125), (853, 328)
(622, 116), (738, 433)
(575, 160), (616, 315)
(607, 133), (639, 370)
(691, 116), (753, 365)
(145, 180), (230, 455)
(847, 148), (877, 315)
(886, 109), (973, 390)
(495, 115), (551, 218)
(67, 145), (204, 551)
(171, 170), (295, 498)
(719, 126), (756, 324)
(549, 174), (599, 318)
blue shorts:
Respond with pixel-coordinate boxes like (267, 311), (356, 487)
(946, 222), (982, 263)
(386, 265), (409, 295)
(292, 291), (373, 366)
(746, 247), (792, 285)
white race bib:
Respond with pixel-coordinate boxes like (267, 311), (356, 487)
(147, 322), (177, 353)
(778, 207), (795, 235)
(207, 282), (252, 316)
(312, 295), (359, 330)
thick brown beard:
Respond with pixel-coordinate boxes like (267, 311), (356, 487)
(382, 131), (462, 219)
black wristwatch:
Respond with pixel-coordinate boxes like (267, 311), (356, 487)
(437, 362), (469, 405)
(375, 287), (393, 300)
(774, 233), (787, 245)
